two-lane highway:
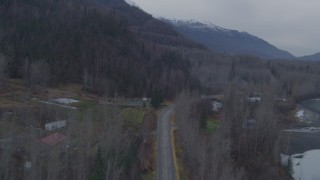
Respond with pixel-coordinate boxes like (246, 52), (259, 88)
(157, 106), (176, 180)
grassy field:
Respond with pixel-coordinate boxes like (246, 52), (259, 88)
(206, 118), (220, 134)
(0, 78), (157, 180)
(141, 171), (155, 180)
(121, 108), (145, 131)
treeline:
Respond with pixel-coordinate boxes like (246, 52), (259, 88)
(178, 48), (320, 102)
(0, 0), (194, 97)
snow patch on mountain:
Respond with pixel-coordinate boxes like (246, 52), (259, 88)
(162, 18), (294, 59)
(168, 19), (231, 32)
(124, 0), (139, 7)
(166, 19), (262, 40)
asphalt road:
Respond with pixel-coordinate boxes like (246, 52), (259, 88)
(157, 106), (176, 180)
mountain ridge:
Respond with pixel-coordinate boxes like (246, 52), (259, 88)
(163, 19), (295, 59)
(298, 52), (320, 61)
(91, 0), (203, 48)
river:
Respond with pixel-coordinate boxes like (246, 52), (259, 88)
(284, 99), (320, 180)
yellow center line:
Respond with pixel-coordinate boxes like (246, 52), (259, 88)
(163, 124), (169, 179)
(171, 128), (179, 180)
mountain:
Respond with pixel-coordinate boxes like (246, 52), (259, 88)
(298, 53), (320, 61)
(0, 0), (195, 97)
(91, 0), (203, 48)
(164, 19), (295, 59)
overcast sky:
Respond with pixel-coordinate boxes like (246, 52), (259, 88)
(128, 0), (320, 56)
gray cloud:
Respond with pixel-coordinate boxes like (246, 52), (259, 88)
(129, 0), (320, 56)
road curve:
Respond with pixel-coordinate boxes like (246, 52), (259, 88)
(157, 106), (176, 180)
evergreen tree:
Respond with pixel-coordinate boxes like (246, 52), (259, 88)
(285, 156), (293, 177)
(150, 89), (163, 108)
(90, 148), (105, 180)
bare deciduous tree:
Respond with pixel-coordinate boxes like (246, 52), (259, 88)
(0, 54), (7, 89)
(175, 92), (245, 180)
(28, 61), (50, 94)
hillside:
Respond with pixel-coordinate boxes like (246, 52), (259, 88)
(0, 1), (197, 178)
(0, 0), (195, 97)
(165, 19), (295, 59)
(298, 52), (320, 61)
(88, 0), (203, 48)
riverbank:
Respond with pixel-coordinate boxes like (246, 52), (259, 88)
(285, 132), (320, 154)
(283, 99), (320, 179)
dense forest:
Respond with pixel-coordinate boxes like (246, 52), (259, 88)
(0, 0), (198, 179)
(0, 0), (196, 97)
(176, 48), (320, 101)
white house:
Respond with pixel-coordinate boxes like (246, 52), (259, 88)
(45, 120), (67, 131)
(212, 100), (223, 112)
(142, 98), (149, 102)
(242, 119), (256, 129)
(247, 96), (261, 103)
(24, 161), (32, 169)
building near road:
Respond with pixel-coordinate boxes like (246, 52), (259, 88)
(212, 100), (223, 112)
(126, 99), (144, 107)
(45, 120), (67, 131)
(142, 98), (149, 102)
(24, 161), (32, 169)
(242, 119), (256, 129)
(247, 96), (261, 103)
(40, 132), (66, 146)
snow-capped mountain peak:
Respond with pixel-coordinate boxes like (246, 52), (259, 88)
(161, 18), (294, 59)
(166, 19), (230, 33)
(124, 0), (139, 7)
